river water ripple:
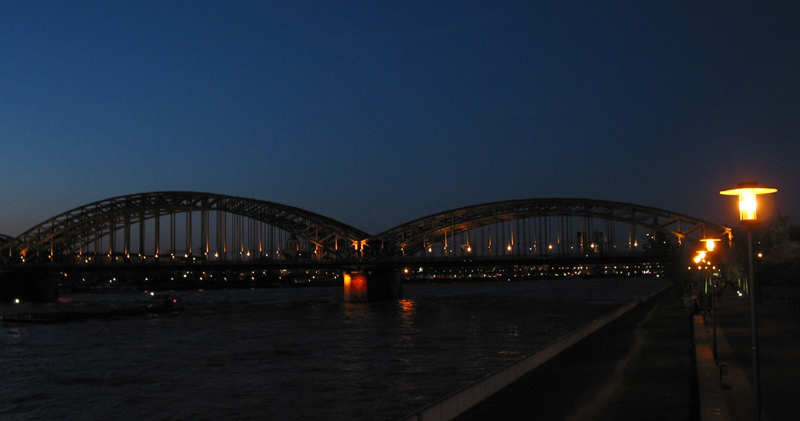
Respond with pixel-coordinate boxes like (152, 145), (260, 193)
(1, 277), (668, 420)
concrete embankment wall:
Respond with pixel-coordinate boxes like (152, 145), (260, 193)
(399, 284), (670, 421)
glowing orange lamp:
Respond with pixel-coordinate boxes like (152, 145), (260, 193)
(719, 182), (777, 224)
(719, 181), (776, 420)
(699, 238), (720, 252)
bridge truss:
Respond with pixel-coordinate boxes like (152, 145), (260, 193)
(0, 234), (15, 251)
(9, 192), (370, 263)
(368, 198), (732, 259)
(5, 194), (731, 268)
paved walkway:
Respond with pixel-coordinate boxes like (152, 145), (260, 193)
(456, 288), (698, 420)
(454, 284), (800, 421)
(712, 286), (800, 421)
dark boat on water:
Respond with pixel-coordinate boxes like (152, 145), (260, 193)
(147, 294), (185, 313)
(2, 294), (184, 323)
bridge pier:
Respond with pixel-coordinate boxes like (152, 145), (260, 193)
(343, 268), (403, 302)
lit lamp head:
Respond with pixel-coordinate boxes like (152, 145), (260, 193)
(719, 182), (777, 224)
(694, 250), (707, 263)
(699, 238), (720, 252)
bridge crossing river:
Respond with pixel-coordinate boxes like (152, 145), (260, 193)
(1, 192), (728, 301)
(3, 192), (730, 264)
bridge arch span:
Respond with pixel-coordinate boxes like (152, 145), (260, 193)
(369, 198), (732, 257)
(12, 192), (369, 261)
(0, 234), (15, 251)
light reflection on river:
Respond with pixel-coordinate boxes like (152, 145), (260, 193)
(1, 277), (668, 420)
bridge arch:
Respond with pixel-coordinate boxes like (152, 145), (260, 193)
(369, 198), (732, 258)
(11, 192), (370, 261)
(0, 234), (15, 251)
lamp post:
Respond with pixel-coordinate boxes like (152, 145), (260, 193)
(700, 238), (721, 359)
(720, 181), (777, 421)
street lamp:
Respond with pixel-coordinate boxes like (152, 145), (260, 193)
(700, 238), (720, 253)
(720, 182), (777, 223)
(699, 238), (721, 359)
(720, 181), (777, 421)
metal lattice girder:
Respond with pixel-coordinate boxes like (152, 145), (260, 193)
(8, 195), (733, 262)
(12, 192), (370, 259)
(369, 198), (732, 256)
(0, 233), (16, 253)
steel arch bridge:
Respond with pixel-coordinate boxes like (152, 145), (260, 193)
(5, 192), (731, 265)
(367, 198), (732, 258)
(0, 234), (15, 250)
(10, 192), (370, 262)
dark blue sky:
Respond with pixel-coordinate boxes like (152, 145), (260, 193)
(2, 1), (798, 236)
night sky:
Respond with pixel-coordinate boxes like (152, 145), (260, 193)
(2, 1), (798, 237)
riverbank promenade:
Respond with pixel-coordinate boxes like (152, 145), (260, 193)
(455, 285), (800, 421)
(711, 286), (800, 421)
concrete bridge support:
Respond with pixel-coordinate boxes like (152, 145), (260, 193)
(343, 268), (403, 302)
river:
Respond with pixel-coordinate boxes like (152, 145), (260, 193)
(1, 276), (669, 420)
